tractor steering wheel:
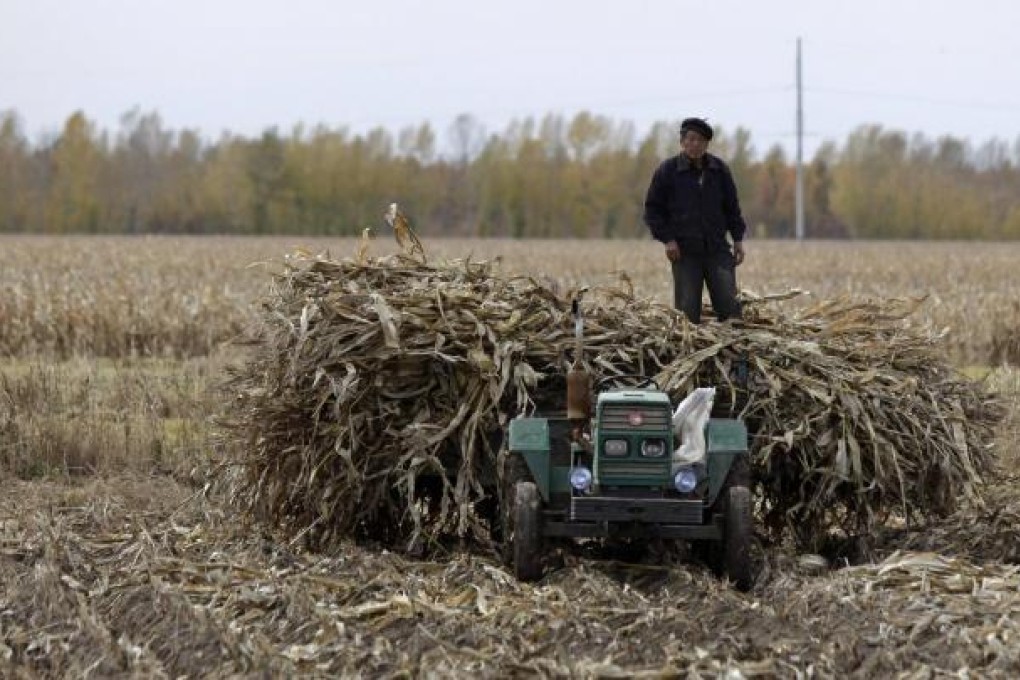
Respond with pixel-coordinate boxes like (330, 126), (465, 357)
(594, 374), (660, 392)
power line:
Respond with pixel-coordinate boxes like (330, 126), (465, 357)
(350, 85), (796, 129)
(801, 37), (1020, 62)
(589, 85), (794, 107)
(806, 86), (1020, 113)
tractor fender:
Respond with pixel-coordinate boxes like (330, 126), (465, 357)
(705, 419), (750, 504)
(507, 417), (551, 500)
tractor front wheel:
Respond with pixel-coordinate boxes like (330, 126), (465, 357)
(512, 481), (543, 581)
(723, 485), (753, 591)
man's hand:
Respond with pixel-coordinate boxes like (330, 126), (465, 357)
(665, 240), (681, 262)
(733, 241), (745, 266)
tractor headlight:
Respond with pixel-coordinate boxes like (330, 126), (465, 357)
(674, 467), (698, 493)
(603, 439), (628, 456)
(569, 466), (593, 492)
(640, 438), (667, 457)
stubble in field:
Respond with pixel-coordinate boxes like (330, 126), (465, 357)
(1, 236), (1019, 676)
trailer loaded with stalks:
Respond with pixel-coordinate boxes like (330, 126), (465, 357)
(221, 246), (1001, 575)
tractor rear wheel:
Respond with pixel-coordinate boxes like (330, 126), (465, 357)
(723, 485), (753, 591)
(512, 481), (543, 581)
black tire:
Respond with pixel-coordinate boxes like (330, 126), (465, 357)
(512, 481), (543, 581)
(723, 485), (753, 591)
(702, 455), (750, 578)
(499, 454), (529, 564)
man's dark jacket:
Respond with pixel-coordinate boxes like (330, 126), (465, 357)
(643, 153), (747, 253)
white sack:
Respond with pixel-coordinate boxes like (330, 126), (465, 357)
(671, 387), (716, 467)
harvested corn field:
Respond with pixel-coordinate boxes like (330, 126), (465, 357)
(3, 437), (1020, 677)
(1, 236), (1020, 365)
(2, 236), (1020, 677)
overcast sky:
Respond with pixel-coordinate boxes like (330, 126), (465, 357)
(3, 0), (1020, 158)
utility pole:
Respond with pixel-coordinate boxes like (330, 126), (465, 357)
(795, 37), (805, 241)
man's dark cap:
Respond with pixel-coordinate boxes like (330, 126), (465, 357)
(680, 117), (714, 140)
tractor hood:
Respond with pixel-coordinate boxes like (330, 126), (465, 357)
(596, 390), (672, 408)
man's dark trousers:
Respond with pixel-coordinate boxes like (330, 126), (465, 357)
(671, 250), (742, 324)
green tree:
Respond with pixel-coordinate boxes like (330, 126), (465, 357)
(198, 134), (253, 233)
(2, 107), (1020, 239)
(754, 144), (794, 237)
(0, 111), (32, 232)
(804, 142), (847, 237)
(47, 111), (104, 233)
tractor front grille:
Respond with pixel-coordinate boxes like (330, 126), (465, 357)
(599, 461), (666, 478)
(600, 405), (670, 431)
(598, 460), (669, 488)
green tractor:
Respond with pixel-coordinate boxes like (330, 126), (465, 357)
(500, 301), (754, 590)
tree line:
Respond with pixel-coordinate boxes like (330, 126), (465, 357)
(2, 108), (1019, 239)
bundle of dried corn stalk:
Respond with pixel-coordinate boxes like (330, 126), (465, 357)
(220, 252), (1002, 551)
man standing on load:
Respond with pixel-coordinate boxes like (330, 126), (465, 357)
(643, 117), (747, 323)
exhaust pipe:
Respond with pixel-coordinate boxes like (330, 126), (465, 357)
(566, 297), (591, 420)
